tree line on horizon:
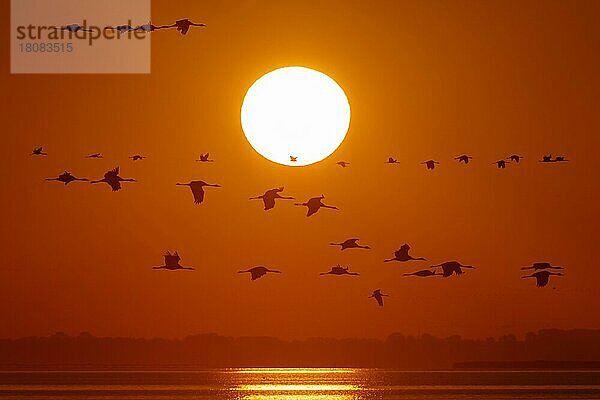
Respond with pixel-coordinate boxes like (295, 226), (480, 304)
(0, 329), (599, 370)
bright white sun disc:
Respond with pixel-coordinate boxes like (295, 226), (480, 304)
(241, 66), (350, 166)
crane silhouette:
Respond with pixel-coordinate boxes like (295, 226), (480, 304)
(494, 160), (509, 169)
(196, 153), (214, 162)
(176, 181), (221, 204)
(521, 262), (564, 271)
(290, 156), (298, 162)
(329, 238), (371, 250)
(337, 161), (350, 168)
(320, 264), (359, 276)
(129, 155), (146, 161)
(30, 147), (47, 156)
(522, 270), (563, 287)
(455, 155), (473, 164)
(152, 252), (193, 271)
(104, 25), (135, 33)
(46, 172), (88, 185)
(295, 195), (338, 217)
(403, 269), (441, 277)
(134, 22), (174, 32)
(85, 153), (103, 159)
(90, 167), (135, 191)
(508, 155), (524, 163)
(384, 244), (426, 262)
(430, 261), (475, 277)
(369, 289), (389, 307)
(238, 266), (281, 281)
(421, 160), (440, 170)
(56, 24), (93, 33)
(385, 157), (400, 164)
(250, 187), (294, 210)
(173, 19), (207, 35)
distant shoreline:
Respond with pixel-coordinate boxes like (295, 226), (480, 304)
(454, 361), (600, 370)
(2, 329), (600, 371)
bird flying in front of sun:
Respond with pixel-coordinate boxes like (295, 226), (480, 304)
(241, 66), (351, 166)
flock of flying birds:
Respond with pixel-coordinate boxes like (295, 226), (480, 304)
(56, 19), (206, 35)
(31, 145), (568, 307)
(325, 154), (569, 170)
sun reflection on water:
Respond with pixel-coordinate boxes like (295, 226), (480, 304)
(229, 368), (361, 400)
(238, 396), (355, 400)
(229, 368), (357, 374)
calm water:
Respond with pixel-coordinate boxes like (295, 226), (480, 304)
(0, 369), (599, 399)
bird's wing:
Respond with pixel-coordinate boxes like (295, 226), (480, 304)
(537, 273), (549, 287)
(376, 295), (384, 307)
(108, 179), (122, 191)
(251, 268), (266, 280)
(107, 167), (119, 177)
(263, 196), (276, 210)
(395, 244), (409, 257)
(176, 24), (190, 34)
(306, 206), (318, 217)
(190, 183), (205, 204)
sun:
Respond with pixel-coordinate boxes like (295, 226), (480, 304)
(241, 66), (350, 166)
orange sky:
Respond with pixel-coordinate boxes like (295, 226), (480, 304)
(1, 0), (599, 340)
